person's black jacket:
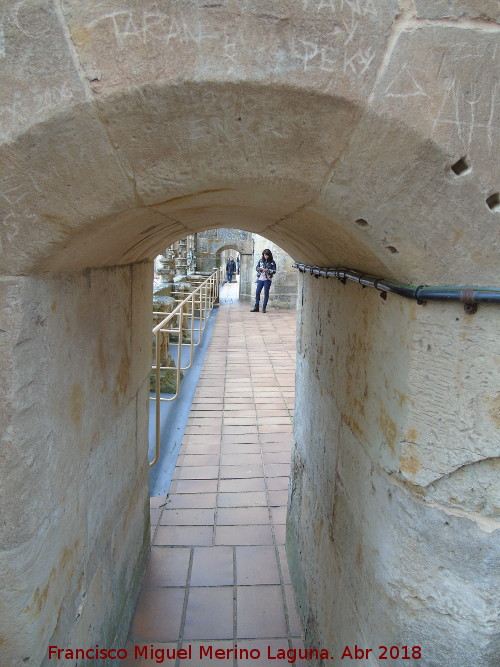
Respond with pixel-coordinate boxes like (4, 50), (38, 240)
(226, 259), (236, 274)
(255, 259), (276, 280)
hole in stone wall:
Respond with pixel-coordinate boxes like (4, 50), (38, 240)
(386, 245), (399, 254)
(355, 219), (369, 227)
(451, 157), (470, 175)
(486, 193), (500, 211)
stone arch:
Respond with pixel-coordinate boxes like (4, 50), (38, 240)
(2, 74), (498, 285)
(214, 243), (245, 257)
(1, 3), (499, 665)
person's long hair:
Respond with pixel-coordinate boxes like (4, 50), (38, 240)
(262, 249), (274, 262)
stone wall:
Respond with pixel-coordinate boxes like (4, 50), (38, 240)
(287, 274), (500, 666)
(195, 229), (253, 274)
(0, 1), (499, 664)
(0, 264), (152, 666)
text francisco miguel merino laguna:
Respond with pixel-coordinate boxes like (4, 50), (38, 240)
(48, 643), (422, 662)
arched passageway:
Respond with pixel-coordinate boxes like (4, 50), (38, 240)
(1, 3), (498, 665)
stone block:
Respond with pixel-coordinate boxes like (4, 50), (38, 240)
(415, 0), (500, 21)
(0, 0), (86, 142)
(371, 26), (500, 190)
(0, 265), (151, 663)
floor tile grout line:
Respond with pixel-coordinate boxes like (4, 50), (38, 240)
(175, 546), (194, 667)
(232, 545), (238, 666)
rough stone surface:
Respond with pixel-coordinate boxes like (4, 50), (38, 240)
(0, 2), (499, 664)
(0, 0), (88, 142)
(371, 26), (500, 190)
(0, 264), (151, 665)
(1, 9), (498, 280)
(61, 0), (399, 100)
(415, 0), (500, 21)
(288, 275), (500, 666)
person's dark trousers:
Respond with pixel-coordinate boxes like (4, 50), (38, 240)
(226, 272), (232, 282)
(255, 279), (271, 308)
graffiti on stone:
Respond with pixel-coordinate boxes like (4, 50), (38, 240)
(0, 82), (74, 142)
(383, 65), (427, 99)
(432, 76), (499, 153)
(0, 20), (5, 58)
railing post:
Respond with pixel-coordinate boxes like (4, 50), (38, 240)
(150, 330), (162, 467)
(149, 270), (219, 466)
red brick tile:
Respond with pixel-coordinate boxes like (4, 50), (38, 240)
(183, 434), (221, 444)
(181, 454), (220, 466)
(259, 425), (293, 433)
(236, 586), (287, 638)
(273, 524), (286, 545)
(220, 453), (262, 466)
(160, 508), (215, 526)
(221, 442), (261, 454)
(165, 494), (217, 509)
(257, 416), (292, 425)
(169, 480), (218, 494)
(183, 587), (234, 639)
(130, 588), (185, 642)
(188, 418), (223, 427)
(190, 546), (234, 586)
(268, 490), (289, 506)
(217, 507), (270, 525)
(223, 419), (257, 427)
(222, 425), (258, 435)
(215, 525), (273, 546)
(141, 547), (190, 587)
(263, 463), (290, 478)
(220, 464), (263, 479)
(265, 477), (290, 491)
(261, 441), (292, 453)
(184, 444), (221, 455)
(259, 432), (292, 443)
(217, 492), (267, 507)
(154, 525), (213, 547)
(184, 426), (222, 435)
(236, 546), (280, 585)
(270, 506), (287, 524)
(221, 434), (259, 444)
(174, 466), (219, 480)
(150, 495), (168, 509)
(262, 451), (292, 464)
(218, 478), (266, 492)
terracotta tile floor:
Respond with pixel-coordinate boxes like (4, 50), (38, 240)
(125, 281), (309, 666)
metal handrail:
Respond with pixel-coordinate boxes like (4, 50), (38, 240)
(149, 270), (222, 467)
(293, 263), (500, 313)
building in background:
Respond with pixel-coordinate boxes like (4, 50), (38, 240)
(155, 229), (298, 309)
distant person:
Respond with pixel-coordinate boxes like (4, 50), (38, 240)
(250, 249), (276, 313)
(226, 256), (236, 283)
(236, 256), (240, 275)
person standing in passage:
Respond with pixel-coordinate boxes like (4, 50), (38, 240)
(250, 249), (276, 313)
(226, 256), (236, 283)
